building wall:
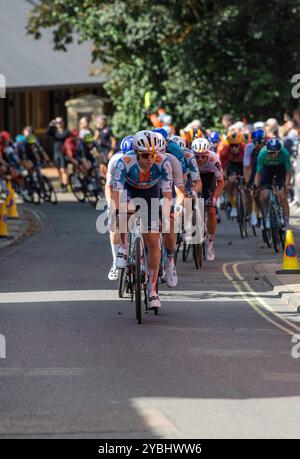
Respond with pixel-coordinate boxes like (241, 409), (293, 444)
(0, 85), (112, 154)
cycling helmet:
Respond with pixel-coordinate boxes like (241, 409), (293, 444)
(133, 130), (160, 153)
(251, 129), (266, 143)
(152, 128), (168, 140)
(191, 138), (210, 154)
(227, 132), (244, 145)
(120, 135), (133, 154)
(253, 121), (264, 130)
(155, 132), (167, 153)
(161, 114), (173, 126)
(15, 134), (26, 143)
(185, 128), (203, 143)
(0, 131), (11, 143)
(162, 125), (172, 138)
(83, 133), (94, 144)
(26, 135), (37, 145)
(169, 135), (186, 150)
(209, 131), (220, 144)
(266, 138), (282, 151)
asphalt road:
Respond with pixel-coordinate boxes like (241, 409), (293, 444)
(0, 196), (300, 439)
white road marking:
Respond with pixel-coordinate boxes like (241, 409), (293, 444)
(233, 262), (300, 334)
(0, 368), (85, 377)
(0, 289), (279, 304)
(222, 261), (298, 336)
(131, 401), (179, 436)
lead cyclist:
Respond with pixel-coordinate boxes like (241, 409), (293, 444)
(111, 130), (173, 309)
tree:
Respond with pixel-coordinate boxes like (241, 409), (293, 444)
(27, 0), (300, 136)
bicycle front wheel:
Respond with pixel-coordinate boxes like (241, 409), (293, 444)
(270, 204), (281, 253)
(118, 268), (127, 298)
(237, 190), (247, 239)
(193, 243), (203, 269)
(134, 237), (142, 324)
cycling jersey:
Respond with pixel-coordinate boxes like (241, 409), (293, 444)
(165, 152), (184, 188)
(3, 145), (20, 167)
(197, 151), (223, 180)
(243, 143), (256, 167)
(219, 144), (245, 169)
(113, 150), (173, 193)
(183, 148), (200, 181)
(75, 140), (98, 164)
(257, 146), (291, 174)
(18, 143), (45, 166)
(167, 141), (187, 175)
(106, 151), (123, 186)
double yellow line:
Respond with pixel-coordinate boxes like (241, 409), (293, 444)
(222, 261), (300, 337)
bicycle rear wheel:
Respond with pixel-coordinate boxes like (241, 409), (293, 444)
(182, 242), (191, 262)
(134, 237), (142, 324)
(69, 173), (85, 202)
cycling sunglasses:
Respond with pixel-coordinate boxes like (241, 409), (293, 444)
(268, 150), (280, 155)
(230, 144), (239, 148)
(138, 152), (157, 160)
(195, 152), (209, 158)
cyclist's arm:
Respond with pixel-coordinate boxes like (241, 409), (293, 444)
(215, 177), (225, 200)
(174, 185), (185, 206)
(161, 157), (174, 215)
(111, 157), (127, 212)
(105, 154), (122, 204)
(219, 147), (228, 172)
(188, 154), (202, 193)
(38, 145), (50, 163)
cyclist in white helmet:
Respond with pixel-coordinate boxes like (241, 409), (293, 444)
(192, 138), (224, 261)
(112, 130), (173, 309)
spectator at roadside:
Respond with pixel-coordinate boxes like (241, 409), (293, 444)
(94, 115), (116, 161)
(222, 114), (234, 131)
(63, 129), (79, 167)
(79, 116), (93, 139)
(47, 117), (70, 192)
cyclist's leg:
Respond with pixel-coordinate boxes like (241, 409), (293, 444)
(202, 173), (217, 260)
(143, 232), (161, 306)
(226, 162), (239, 217)
(247, 160), (258, 225)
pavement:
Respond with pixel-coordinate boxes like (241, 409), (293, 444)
(0, 205), (35, 251)
(253, 202), (300, 311)
(1, 194), (300, 438)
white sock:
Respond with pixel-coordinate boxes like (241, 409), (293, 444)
(208, 233), (214, 242)
(111, 242), (119, 265)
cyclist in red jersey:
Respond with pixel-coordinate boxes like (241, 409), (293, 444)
(219, 132), (245, 218)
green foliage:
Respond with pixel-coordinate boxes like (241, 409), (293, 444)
(27, 0), (300, 136)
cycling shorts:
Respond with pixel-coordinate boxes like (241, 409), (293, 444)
(122, 182), (161, 232)
(259, 163), (286, 188)
(226, 161), (243, 178)
(200, 172), (216, 205)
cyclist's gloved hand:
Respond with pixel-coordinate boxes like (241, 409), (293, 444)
(107, 209), (119, 232)
(174, 204), (184, 216)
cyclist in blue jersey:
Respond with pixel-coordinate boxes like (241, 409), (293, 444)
(112, 130), (173, 309)
(243, 128), (267, 227)
(105, 135), (133, 280)
(209, 131), (221, 153)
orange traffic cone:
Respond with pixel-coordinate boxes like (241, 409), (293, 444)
(6, 181), (19, 219)
(0, 201), (8, 238)
(276, 229), (300, 274)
